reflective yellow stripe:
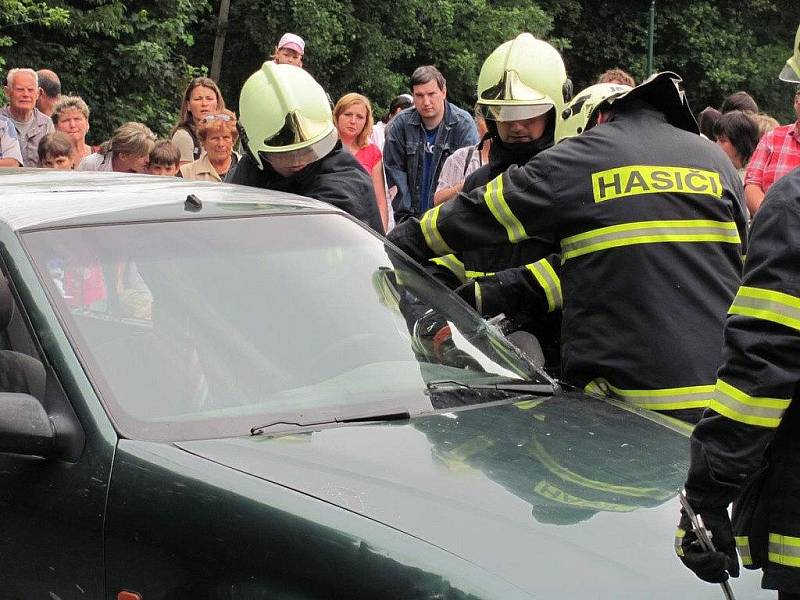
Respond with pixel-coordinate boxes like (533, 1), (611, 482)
(420, 205), (454, 256)
(591, 165), (722, 203)
(430, 254), (466, 283)
(729, 286), (800, 333)
(560, 220), (740, 262)
(526, 259), (562, 312)
(533, 480), (638, 512)
(709, 379), (790, 428)
(736, 536), (753, 566)
(514, 398), (548, 411)
(585, 378), (714, 411)
(769, 533), (800, 567)
(484, 175), (527, 244)
(530, 438), (671, 499)
(464, 269), (493, 279)
(675, 527), (687, 557)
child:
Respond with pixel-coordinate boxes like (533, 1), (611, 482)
(38, 131), (75, 170)
(148, 139), (181, 176)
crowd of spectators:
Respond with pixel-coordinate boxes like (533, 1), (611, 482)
(2, 31), (799, 229)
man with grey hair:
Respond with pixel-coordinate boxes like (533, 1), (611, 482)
(35, 68), (61, 117)
(1, 68), (55, 166)
(384, 65), (479, 223)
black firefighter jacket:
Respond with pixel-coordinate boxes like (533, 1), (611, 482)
(686, 167), (800, 592)
(388, 105), (747, 419)
(226, 142), (384, 234)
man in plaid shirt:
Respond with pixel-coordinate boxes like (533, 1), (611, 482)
(744, 86), (800, 215)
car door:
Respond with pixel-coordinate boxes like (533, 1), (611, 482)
(0, 233), (116, 598)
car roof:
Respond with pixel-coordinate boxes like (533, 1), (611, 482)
(0, 168), (337, 231)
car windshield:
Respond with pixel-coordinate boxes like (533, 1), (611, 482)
(23, 212), (548, 441)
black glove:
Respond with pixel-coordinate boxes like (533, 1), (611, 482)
(454, 277), (505, 317)
(412, 310), (482, 370)
(454, 281), (477, 310)
(675, 506), (739, 583)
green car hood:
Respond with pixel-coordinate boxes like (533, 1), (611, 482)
(176, 394), (769, 599)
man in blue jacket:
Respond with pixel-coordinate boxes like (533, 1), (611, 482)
(384, 65), (478, 223)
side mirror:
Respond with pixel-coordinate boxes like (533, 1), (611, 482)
(0, 393), (55, 457)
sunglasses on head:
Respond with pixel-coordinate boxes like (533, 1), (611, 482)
(201, 114), (234, 123)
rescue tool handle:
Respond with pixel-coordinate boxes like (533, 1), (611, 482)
(679, 491), (737, 600)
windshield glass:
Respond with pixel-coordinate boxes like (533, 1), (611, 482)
(23, 213), (547, 441)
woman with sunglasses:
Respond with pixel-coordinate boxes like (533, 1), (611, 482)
(171, 77), (226, 166)
(179, 110), (239, 182)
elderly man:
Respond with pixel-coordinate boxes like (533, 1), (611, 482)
(1, 68), (55, 167)
(35, 69), (61, 117)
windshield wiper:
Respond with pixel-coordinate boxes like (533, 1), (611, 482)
(250, 410), (410, 436)
(426, 379), (556, 396)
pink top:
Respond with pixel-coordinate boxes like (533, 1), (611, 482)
(354, 143), (382, 173)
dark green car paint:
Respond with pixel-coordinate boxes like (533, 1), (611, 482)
(0, 170), (771, 599)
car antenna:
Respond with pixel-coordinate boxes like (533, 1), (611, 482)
(185, 194), (202, 212)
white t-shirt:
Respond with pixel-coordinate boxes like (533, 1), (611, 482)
(369, 122), (386, 151)
(435, 144), (483, 191)
(77, 152), (114, 171)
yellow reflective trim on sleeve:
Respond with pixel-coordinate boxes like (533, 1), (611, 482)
(675, 527), (687, 557)
(419, 205), (454, 256)
(561, 220), (740, 262)
(709, 379), (790, 428)
(769, 533), (800, 568)
(464, 269), (494, 279)
(484, 175), (528, 244)
(591, 165), (723, 203)
(430, 254), (466, 283)
(729, 286), (800, 333)
(533, 480), (639, 512)
(530, 438), (671, 499)
(736, 536), (753, 566)
(584, 378), (714, 411)
(526, 259), (562, 312)
(474, 281), (483, 314)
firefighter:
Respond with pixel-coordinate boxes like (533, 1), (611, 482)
(226, 61), (383, 233)
(676, 26), (800, 597)
(459, 82), (633, 325)
(388, 72), (747, 422)
(441, 33), (571, 279)
(465, 32), (570, 193)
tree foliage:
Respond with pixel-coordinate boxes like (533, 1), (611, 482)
(2, 0), (210, 141)
(0, 0), (798, 140)
(553, 0), (798, 122)
(188, 0), (566, 116)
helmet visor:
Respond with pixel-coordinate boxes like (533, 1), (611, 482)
(779, 60), (800, 84)
(259, 128), (338, 172)
(476, 103), (553, 122)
